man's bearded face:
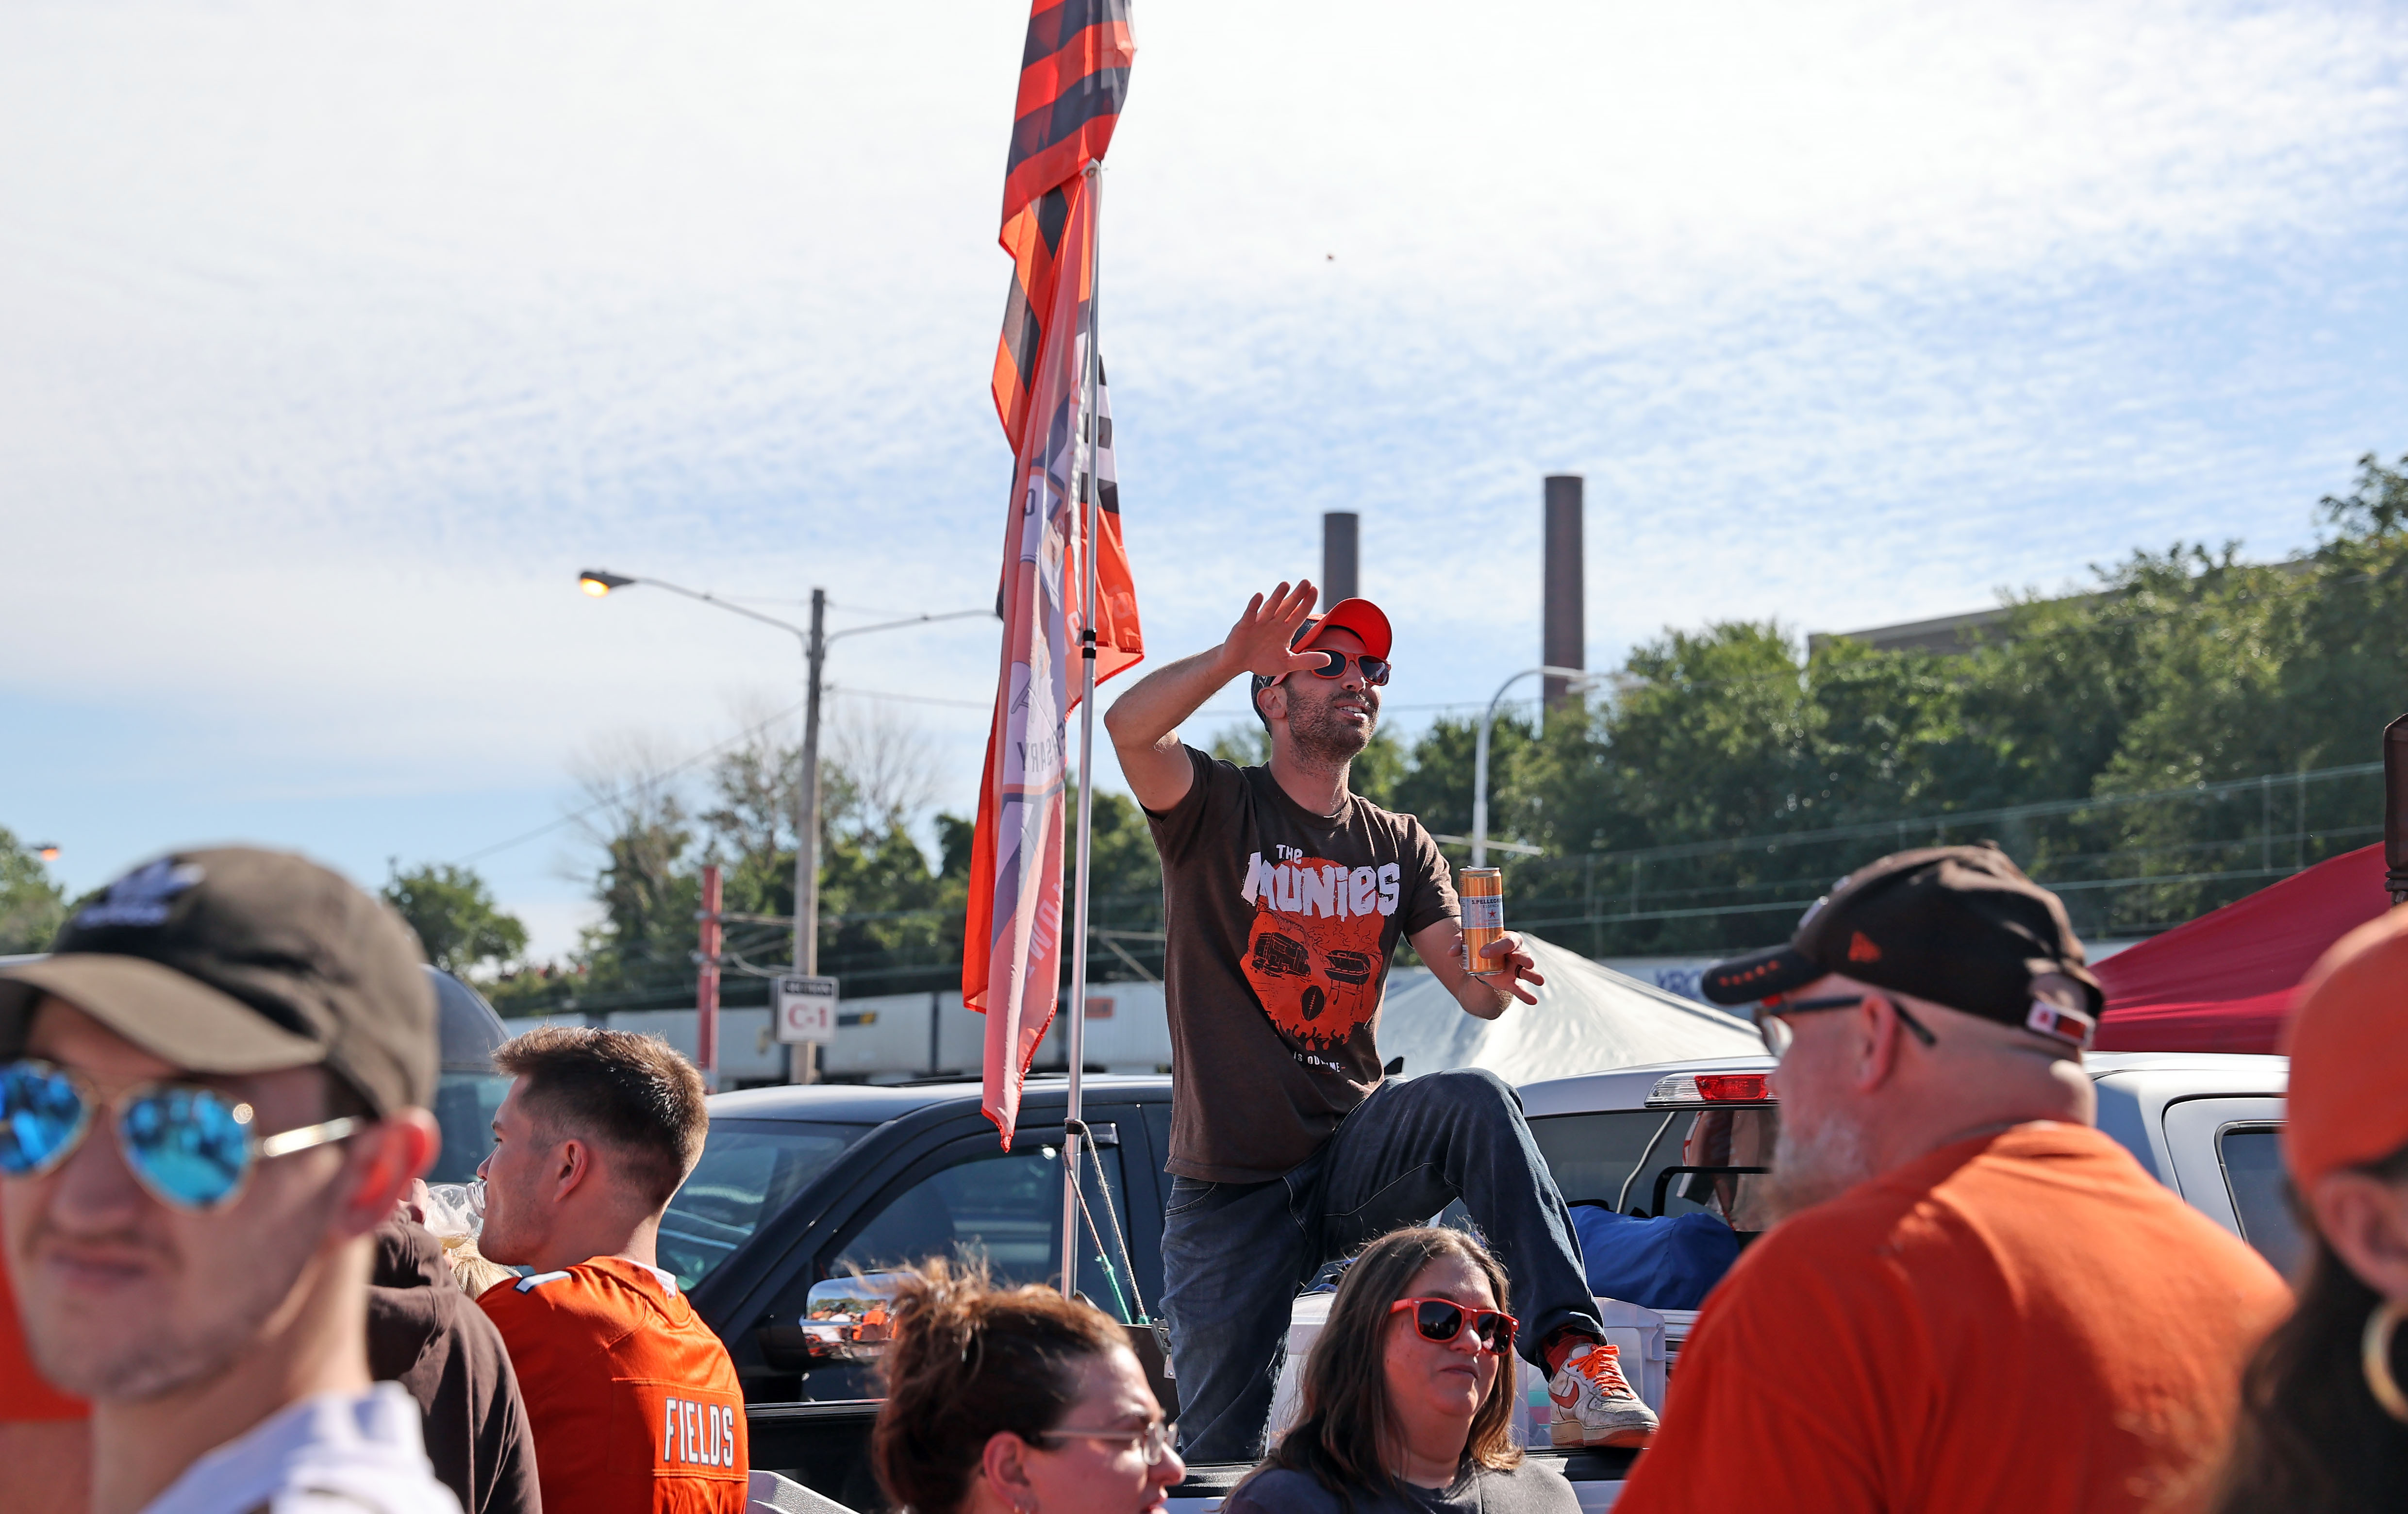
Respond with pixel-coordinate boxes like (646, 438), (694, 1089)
(1277, 631), (1379, 765)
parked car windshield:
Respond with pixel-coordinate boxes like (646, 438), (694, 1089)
(661, 1119), (869, 1289)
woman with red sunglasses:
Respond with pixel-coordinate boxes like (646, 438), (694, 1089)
(1225, 1228), (1576, 1514)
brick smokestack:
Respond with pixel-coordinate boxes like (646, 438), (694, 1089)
(1543, 476), (1584, 711)
(1322, 511), (1359, 603)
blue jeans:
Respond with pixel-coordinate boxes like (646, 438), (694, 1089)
(1158, 1068), (1601, 1462)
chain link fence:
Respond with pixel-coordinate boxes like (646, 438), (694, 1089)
(1481, 761), (2384, 957)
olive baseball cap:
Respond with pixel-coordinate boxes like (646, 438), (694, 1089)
(1699, 844), (2105, 1047)
(0, 847), (436, 1115)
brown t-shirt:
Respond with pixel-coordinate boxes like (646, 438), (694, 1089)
(1612, 1123), (2291, 1514)
(369, 1218), (543, 1514)
(1146, 746), (1458, 1181)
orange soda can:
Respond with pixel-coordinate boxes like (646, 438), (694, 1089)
(1460, 868), (1505, 976)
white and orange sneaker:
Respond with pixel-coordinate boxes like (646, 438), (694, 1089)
(1545, 1340), (1658, 1448)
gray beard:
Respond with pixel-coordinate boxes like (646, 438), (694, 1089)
(1763, 1107), (1876, 1224)
(1289, 697), (1374, 767)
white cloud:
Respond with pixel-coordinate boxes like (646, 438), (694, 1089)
(2, 0), (2404, 930)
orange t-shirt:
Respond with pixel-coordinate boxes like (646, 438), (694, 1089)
(1614, 1123), (2289, 1514)
(481, 1256), (748, 1514)
(0, 1251), (86, 1422)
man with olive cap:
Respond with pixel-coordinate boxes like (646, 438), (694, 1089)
(1614, 844), (2289, 1514)
(0, 847), (459, 1514)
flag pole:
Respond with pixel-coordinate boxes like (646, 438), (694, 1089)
(1061, 159), (1103, 1300)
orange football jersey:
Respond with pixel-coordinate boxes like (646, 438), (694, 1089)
(481, 1256), (748, 1514)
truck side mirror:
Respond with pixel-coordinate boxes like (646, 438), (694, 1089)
(757, 1271), (914, 1372)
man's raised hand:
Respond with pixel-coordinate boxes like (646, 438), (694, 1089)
(1224, 581), (1326, 679)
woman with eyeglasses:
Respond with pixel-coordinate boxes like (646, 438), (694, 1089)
(2214, 912), (2408, 1512)
(1226, 1228), (1576, 1514)
(873, 1258), (1184, 1514)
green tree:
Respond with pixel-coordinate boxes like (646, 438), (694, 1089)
(382, 863), (530, 977)
(572, 756), (703, 999)
(0, 828), (66, 954)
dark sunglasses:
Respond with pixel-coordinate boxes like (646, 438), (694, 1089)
(1286, 650), (1390, 686)
(1390, 1296), (1517, 1353)
(0, 1059), (362, 1212)
(1754, 994), (1938, 1059)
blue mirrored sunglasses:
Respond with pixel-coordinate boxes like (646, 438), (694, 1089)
(0, 1059), (361, 1212)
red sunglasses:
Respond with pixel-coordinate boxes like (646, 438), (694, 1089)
(1390, 1297), (1517, 1352)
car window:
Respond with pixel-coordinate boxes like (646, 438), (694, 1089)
(660, 1119), (868, 1289)
(2218, 1125), (2304, 1278)
(1528, 1107), (1776, 1223)
(833, 1138), (1139, 1320)
(426, 1072), (513, 1185)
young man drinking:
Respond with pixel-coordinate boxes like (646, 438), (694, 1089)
(473, 1024), (747, 1513)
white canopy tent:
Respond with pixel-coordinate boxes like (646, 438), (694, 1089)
(1374, 932), (1763, 1084)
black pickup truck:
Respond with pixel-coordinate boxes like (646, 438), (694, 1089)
(661, 1075), (1180, 1512)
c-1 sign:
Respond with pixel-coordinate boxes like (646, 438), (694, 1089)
(774, 976), (839, 1045)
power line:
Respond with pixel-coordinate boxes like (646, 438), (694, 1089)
(449, 695), (811, 866)
(831, 686), (994, 711)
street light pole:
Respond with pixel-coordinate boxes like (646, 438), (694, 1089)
(795, 588), (826, 1080)
(1472, 665), (1593, 867)
(578, 569), (989, 1079)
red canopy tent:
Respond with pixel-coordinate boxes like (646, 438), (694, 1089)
(2091, 843), (2391, 1054)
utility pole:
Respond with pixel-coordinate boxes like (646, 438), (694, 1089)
(697, 863), (723, 1087)
(794, 588), (827, 1083)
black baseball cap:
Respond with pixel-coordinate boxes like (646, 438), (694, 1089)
(1699, 845), (2104, 1045)
(0, 847), (437, 1115)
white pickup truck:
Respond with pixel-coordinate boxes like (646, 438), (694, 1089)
(1176, 1049), (2295, 1512)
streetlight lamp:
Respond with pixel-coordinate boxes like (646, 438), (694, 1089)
(577, 569), (988, 1077)
(1470, 665), (1596, 868)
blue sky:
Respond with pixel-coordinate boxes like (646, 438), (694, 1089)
(3, 0), (2404, 957)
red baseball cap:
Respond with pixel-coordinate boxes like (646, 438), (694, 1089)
(1295, 598), (1392, 660)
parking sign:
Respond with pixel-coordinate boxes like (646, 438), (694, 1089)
(774, 976), (839, 1044)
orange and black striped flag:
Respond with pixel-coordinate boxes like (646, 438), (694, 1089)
(968, 0), (1141, 1144)
(991, 0), (1134, 451)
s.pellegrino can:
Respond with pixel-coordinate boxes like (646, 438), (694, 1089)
(1461, 868), (1505, 976)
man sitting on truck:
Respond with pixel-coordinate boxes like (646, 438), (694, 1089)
(1613, 845), (2291, 1514)
(1105, 582), (1656, 1461)
(474, 1025), (749, 1513)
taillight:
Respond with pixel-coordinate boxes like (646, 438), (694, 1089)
(1694, 1074), (1769, 1101)
(1646, 1071), (1777, 1107)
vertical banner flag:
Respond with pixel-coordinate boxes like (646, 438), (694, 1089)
(965, 0), (1142, 1146)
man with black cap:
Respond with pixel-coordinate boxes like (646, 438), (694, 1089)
(0, 848), (461, 1514)
(1613, 845), (2290, 1514)
(1106, 582), (1655, 1461)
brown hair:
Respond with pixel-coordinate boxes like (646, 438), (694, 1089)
(492, 1025), (708, 1210)
(2213, 1145), (2408, 1513)
(871, 1258), (1130, 1514)
(1244, 1227), (1521, 1505)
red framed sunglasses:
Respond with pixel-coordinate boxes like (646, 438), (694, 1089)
(1390, 1297), (1517, 1352)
